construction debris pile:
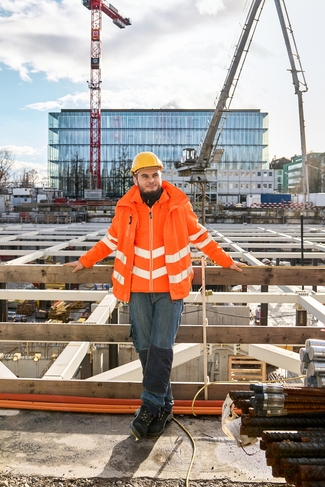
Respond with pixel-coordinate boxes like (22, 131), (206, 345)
(16, 300), (36, 316)
(47, 300), (85, 323)
(228, 340), (325, 487)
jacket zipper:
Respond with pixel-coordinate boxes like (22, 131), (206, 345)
(126, 214), (132, 237)
(149, 208), (153, 292)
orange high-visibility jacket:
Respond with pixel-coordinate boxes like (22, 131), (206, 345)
(79, 180), (234, 302)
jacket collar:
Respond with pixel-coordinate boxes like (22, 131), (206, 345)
(117, 179), (189, 207)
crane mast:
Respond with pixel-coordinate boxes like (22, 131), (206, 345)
(82, 0), (131, 190)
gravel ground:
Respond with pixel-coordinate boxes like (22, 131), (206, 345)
(0, 477), (290, 487)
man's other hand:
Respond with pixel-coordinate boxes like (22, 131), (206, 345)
(63, 261), (85, 273)
(229, 262), (248, 273)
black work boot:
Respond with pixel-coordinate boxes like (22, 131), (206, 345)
(146, 410), (173, 438)
(130, 405), (154, 440)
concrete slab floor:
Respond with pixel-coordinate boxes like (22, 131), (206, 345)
(0, 409), (285, 484)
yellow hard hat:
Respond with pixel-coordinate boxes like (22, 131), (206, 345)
(131, 152), (163, 174)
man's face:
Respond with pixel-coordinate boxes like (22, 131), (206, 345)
(133, 167), (162, 196)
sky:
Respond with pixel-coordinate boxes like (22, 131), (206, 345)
(0, 0), (323, 184)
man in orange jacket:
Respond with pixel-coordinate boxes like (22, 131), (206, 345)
(65, 151), (243, 440)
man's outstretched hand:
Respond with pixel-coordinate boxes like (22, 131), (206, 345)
(63, 260), (85, 273)
(229, 262), (247, 273)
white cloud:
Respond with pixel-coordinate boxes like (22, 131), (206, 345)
(12, 160), (48, 181)
(0, 145), (39, 156)
(195, 0), (226, 16)
(1, 0), (325, 166)
(26, 91), (89, 111)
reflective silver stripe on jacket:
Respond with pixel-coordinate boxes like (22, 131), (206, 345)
(132, 266), (168, 280)
(194, 234), (213, 249)
(134, 246), (165, 259)
(165, 244), (190, 263)
(116, 250), (127, 265)
(101, 232), (118, 251)
(188, 225), (206, 241)
(168, 265), (192, 284)
(113, 270), (125, 285)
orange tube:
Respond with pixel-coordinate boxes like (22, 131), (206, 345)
(0, 393), (224, 407)
(0, 399), (225, 415)
(0, 393), (224, 408)
(0, 397), (237, 416)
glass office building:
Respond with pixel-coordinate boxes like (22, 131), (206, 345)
(48, 108), (268, 197)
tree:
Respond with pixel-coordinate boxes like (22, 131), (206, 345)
(0, 149), (14, 185)
(107, 146), (133, 198)
(307, 161), (325, 194)
(20, 169), (39, 188)
(66, 152), (85, 198)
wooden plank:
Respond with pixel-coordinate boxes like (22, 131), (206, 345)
(193, 265), (325, 286)
(0, 378), (250, 401)
(0, 323), (323, 344)
(0, 264), (114, 284)
(0, 264), (324, 286)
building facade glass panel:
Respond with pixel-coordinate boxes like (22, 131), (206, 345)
(48, 108), (268, 198)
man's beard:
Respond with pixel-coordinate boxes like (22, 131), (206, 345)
(139, 187), (163, 208)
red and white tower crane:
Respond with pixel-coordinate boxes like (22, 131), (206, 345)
(82, 1), (131, 190)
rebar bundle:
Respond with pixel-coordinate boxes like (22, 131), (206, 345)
(301, 339), (325, 388)
(226, 339), (325, 487)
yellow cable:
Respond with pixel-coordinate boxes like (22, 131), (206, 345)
(172, 416), (196, 487)
(180, 374), (308, 485)
(191, 380), (219, 416)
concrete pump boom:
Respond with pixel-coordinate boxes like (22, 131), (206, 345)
(197, 0), (264, 169)
(177, 0), (309, 223)
(274, 0), (309, 204)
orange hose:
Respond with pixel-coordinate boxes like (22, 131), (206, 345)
(0, 399), (225, 415)
(0, 393), (225, 409)
(0, 394), (237, 415)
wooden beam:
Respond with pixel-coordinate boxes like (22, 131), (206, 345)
(0, 264), (114, 284)
(0, 323), (322, 344)
(0, 378), (250, 400)
(0, 264), (324, 286)
(193, 265), (325, 286)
